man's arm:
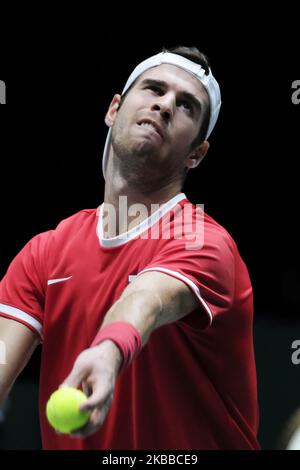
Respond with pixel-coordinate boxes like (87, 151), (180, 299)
(101, 271), (199, 345)
(62, 271), (199, 438)
(0, 317), (40, 403)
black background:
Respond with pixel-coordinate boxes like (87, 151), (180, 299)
(0, 7), (299, 449)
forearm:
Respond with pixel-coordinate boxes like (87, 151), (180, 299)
(0, 344), (36, 403)
(100, 290), (162, 347)
(90, 274), (196, 375)
(63, 277), (194, 437)
(0, 342), (38, 403)
(0, 318), (39, 403)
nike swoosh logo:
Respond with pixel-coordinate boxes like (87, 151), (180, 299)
(47, 276), (72, 285)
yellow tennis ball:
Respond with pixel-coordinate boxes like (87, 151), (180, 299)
(46, 387), (90, 434)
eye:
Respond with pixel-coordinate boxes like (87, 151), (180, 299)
(177, 99), (192, 112)
(146, 85), (163, 95)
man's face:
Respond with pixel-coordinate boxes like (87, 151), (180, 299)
(107, 64), (209, 181)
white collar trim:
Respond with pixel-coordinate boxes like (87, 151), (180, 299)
(97, 193), (187, 247)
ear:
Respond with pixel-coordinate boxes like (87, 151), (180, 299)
(185, 141), (210, 169)
(105, 94), (121, 127)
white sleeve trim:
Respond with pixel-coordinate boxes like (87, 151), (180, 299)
(0, 303), (43, 339)
(137, 266), (213, 326)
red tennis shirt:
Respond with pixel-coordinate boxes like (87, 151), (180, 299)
(0, 193), (260, 449)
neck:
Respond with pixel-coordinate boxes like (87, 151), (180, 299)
(103, 159), (183, 238)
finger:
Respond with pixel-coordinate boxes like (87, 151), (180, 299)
(70, 407), (105, 438)
(71, 399), (112, 438)
(82, 382), (93, 397)
(79, 386), (112, 412)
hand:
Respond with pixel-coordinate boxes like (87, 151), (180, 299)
(60, 340), (122, 438)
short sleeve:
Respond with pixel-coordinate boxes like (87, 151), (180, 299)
(0, 231), (52, 340)
(137, 227), (235, 330)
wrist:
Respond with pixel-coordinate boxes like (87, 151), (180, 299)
(92, 339), (123, 374)
(90, 322), (142, 372)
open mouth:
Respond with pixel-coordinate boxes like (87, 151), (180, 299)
(137, 120), (163, 140)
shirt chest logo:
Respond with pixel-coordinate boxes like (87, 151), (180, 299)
(47, 276), (73, 286)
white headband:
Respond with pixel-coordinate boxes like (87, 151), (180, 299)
(102, 51), (221, 179)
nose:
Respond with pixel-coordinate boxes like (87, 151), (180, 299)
(151, 94), (174, 121)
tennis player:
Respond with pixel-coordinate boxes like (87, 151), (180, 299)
(0, 46), (260, 450)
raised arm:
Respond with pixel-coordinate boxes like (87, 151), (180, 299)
(101, 270), (199, 343)
(62, 271), (199, 438)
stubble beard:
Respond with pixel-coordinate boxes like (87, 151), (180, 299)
(111, 128), (168, 190)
